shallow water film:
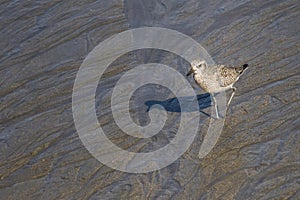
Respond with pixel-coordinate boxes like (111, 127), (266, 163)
(1, 0), (299, 199)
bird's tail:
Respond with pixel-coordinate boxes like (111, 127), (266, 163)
(235, 64), (248, 74)
(242, 64), (248, 70)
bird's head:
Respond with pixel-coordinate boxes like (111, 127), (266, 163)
(186, 60), (207, 76)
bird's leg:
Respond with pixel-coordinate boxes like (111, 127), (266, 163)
(212, 94), (219, 119)
(227, 87), (236, 106)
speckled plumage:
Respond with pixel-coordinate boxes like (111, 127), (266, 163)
(187, 60), (248, 118)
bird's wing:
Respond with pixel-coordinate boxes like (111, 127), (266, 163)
(217, 65), (239, 87)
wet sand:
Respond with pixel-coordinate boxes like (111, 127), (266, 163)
(1, 0), (299, 199)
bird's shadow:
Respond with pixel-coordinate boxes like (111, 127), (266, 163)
(144, 93), (212, 116)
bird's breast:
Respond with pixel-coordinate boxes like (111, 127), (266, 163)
(193, 74), (210, 92)
(193, 73), (229, 93)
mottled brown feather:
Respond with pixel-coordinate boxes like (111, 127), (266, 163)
(217, 65), (241, 87)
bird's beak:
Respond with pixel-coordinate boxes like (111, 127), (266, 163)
(186, 68), (193, 76)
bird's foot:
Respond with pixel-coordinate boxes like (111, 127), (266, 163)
(211, 111), (225, 120)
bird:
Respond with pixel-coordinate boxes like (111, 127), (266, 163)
(186, 59), (248, 118)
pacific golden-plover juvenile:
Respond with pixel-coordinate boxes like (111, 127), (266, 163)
(186, 60), (248, 118)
